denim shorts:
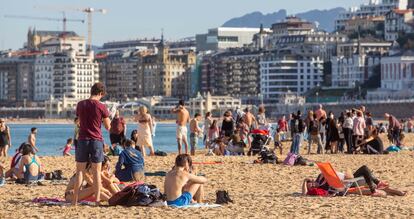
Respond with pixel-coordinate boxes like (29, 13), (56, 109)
(76, 139), (104, 163)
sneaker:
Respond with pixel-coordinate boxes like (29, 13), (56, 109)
(0, 177), (5, 187)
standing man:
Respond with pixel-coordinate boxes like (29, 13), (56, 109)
(109, 110), (127, 154)
(314, 104), (327, 121)
(290, 111), (305, 154)
(243, 107), (257, 130)
(384, 113), (402, 147)
(28, 127), (39, 153)
(73, 82), (111, 206)
(277, 115), (288, 141)
(172, 100), (190, 154)
(189, 113), (202, 156)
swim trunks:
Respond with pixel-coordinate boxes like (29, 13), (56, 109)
(167, 192), (192, 206)
(176, 126), (188, 140)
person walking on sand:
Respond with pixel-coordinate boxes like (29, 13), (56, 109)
(135, 106), (155, 157)
(203, 112), (213, 149)
(73, 82), (111, 206)
(28, 127), (39, 153)
(172, 100), (190, 155)
(0, 118), (12, 157)
(190, 113), (202, 156)
(164, 154), (207, 207)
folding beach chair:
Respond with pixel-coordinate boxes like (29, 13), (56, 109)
(316, 162), (364, 196)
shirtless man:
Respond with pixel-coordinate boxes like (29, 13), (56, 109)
(189, 113), (202, 156)
(243, 108), (257, 130)
(28, 127), (39, 153)
(314, 104), (327, 121)
(172, 100), (190, 154)
(164, 154), (207, 206)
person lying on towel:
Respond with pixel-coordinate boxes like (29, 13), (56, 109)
(164, 154), (208, 206)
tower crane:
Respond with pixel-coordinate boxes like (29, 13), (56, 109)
(75, 7), (107, 51)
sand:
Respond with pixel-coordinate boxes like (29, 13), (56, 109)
(0, 134), (414, 219)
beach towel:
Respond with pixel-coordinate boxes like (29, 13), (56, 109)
(169, 203), (222, 208)
(32, 197), (95, 206)
(386, 146), (401, 152)
(145, 171), (167, 177)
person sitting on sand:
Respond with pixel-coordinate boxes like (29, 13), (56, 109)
(100, 156), (120, 195)
(164, 154), (207, 206)
(60, 138), (73, 156)
(17, 143), (44, 184)
(227, 134), (246, 155)
(115, 139), (145, 182)
(301, 165), (407, 197)
(65, 162), (112, 203)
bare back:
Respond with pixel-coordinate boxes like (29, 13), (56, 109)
(164, 169), (189, 201)
(176, 108), (190, 126)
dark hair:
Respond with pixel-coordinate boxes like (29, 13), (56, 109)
(67, 138), (73, 144)
(313, 113), (317, 119)
(74, 117), (78, 122)
(205, 112), (211, 118)
(31, 127), (37, 133)
(346, 112), (352, 117)
(194, 113), (201, 118)
(297, 110), (301, 117)
(210, 120), (217, 129)
(103, 155), (111, 165)
(21, 143), (34, 155)
(178, 100), (185, 106)
(175, 154), (192, 168)
(124, 139), (135, 147)
(130, 130), (138, 142)
(90, 82), (106, 96)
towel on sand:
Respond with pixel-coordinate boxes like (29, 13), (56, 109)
(169, 203), (221, 208)
(32, 197), (95, 206)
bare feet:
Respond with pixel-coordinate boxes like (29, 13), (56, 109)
(371, 190), (387, 197)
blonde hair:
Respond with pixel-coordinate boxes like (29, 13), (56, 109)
(139, 106), (148, 115)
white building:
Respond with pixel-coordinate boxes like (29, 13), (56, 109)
(385, 9), (414, 41)
(335, 0), (408, 31)
(53, 50), (99, 100)
(38, 35), (86, 55)
(260, 51), (323, 102)
(34, 54), (54, 101)
(331, 54), (381, 88)
(381, 50), (414, 90)
(188, 92), (242, 117)
(196, 27), (269, 51)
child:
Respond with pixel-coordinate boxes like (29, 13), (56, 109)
(101, 156), (120, 195)
(274, 129), (283, 155)
(61, 138), (73, 156)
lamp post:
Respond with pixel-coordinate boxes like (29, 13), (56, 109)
(315, 83), (320, 104)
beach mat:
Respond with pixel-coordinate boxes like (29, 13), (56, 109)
(32, 197), (95, 206)
(169, 203), (222, 208)
(145, 171), (167, 177)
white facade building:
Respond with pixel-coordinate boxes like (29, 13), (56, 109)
(196, 27), (269, 51)
(53, 50), (99, 100)
(39, 36), (86, 55)
(335, 0), (408, 31)
(331, 54), (381, 88)
(381, 51), (414, 90)
(260, 52), (323, 101)
(34, 55), (54, 101)
(385, 9), (414, 41)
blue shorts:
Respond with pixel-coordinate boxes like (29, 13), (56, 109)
(75, 139), (104, 163)
(167, 192), (192, 206)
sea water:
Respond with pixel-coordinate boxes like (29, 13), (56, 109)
(6, 123), (180, 156)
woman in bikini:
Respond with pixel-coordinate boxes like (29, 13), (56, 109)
(135, 106), (155, 156)
(0, 118), (12, 157)
(17, 143), (44, 184)
(65, 162), (112, 203)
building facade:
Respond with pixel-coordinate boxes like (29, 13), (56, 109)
(200, 49), (262, 97)
(260, 50), (324, 102)
(0, 57), (34, 103)
(381, 51), (414, 90)
(34, 54), (54, 101)
(335, 0), (408, 31)
(196, 27), (268, 51)
(385, 9), (414, 41)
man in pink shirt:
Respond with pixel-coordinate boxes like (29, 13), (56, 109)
(314, 104), (327, 121)
(73, 82), (111, 205)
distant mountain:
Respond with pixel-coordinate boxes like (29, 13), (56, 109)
(222, 7), (346, 32)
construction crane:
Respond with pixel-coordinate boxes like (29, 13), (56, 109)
(4, 14), (84, 35)
(75, 8), (107, 51)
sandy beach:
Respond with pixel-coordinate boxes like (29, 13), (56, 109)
(0, 134), (413, 219)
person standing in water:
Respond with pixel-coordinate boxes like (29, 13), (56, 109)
(172, 100), (190, 155)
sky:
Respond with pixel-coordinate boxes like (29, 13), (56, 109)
(0, 0), (365, 50)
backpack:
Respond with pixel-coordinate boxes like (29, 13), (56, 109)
(294, 155), (307, 166)
(126, 184), (164, 206)
(108, 181), (144, 206)
(154, 150), (167, 156)
(259, 149), (278, 164)
(283, 152), (298, 166)
(216, 190), (234, 204)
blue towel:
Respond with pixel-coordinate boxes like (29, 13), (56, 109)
(169, 203), (222, 208)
